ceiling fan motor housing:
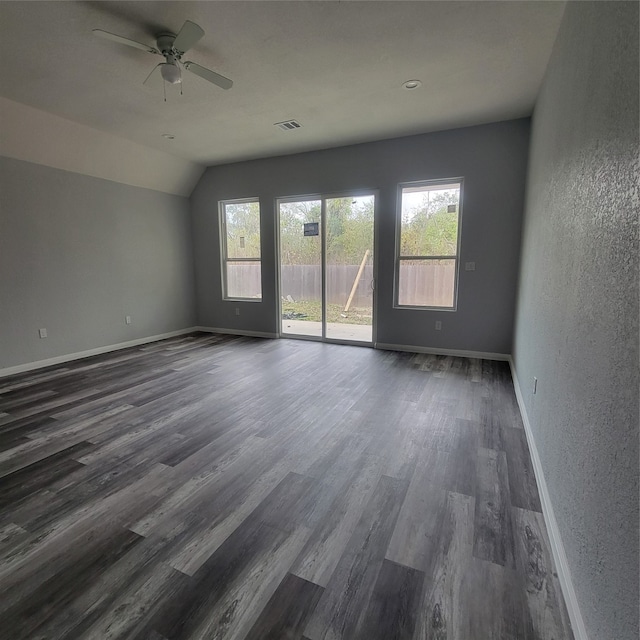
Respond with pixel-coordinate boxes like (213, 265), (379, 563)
(156, 33), (179, 56)
(156, 33), (182, 84)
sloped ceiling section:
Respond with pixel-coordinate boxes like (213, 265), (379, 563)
(0, 97), (203, 196)
(0, 1), (566, 167)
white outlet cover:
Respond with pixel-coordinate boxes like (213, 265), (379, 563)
(465, 262), (476, 271)
(435, 321), (442, 330)
(38, 328), (47, 338)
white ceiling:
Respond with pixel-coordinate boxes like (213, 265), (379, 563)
(0, 1), (566, 168)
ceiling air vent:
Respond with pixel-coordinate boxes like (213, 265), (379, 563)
(274, 119), (302, 131)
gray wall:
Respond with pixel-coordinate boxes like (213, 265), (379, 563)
(191, 119), (530, 354)
(512, 3), (639, 640)
(0, 157), (197, 370)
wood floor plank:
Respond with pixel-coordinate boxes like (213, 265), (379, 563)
(480, 395), (508, 451)
(355, 559), (424, 640)
(412, 491), (475, 639)
(0, 434), (92, 477)
(165, 469), (292, 574)
(302, 474), (409, 640)
(290, 451), (383, 588)
(243, 572), (325, 640)
(444, 418), (478, 496)
(385, 452), (447, 572)
(0, 527), (143, 639)
(30, 525), (194, 640)
(383, 407), (429, 480)
(0, 334), (574, 640)
(0, 388), (58, 412)
(461, 557), (533, 639)
(9, 456), (167, 535)
(245, 471), (339, 535)
(76, 561), (190, 640)
(27, 404), (134, 441)
(513, 507), (573, 639)
(150, 521), (310, 640)
(473, 447), (516, 568)
(0, 441), (95, 507)
(0, 463), (171, 594)
(0, 522), (30, 558)
(418, 399), (460, 452)
(504, 426), (543, 512)
(129, 434), (269, 540)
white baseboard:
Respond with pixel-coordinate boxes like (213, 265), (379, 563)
(0, 327), (199, 378)
(375, 342), (509, 361)
(196, 326), (278, 339)
(508, 357), (588, 640)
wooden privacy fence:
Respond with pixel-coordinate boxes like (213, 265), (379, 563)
(281, 265), (374, 307)
(226, 263), (455, 307)
(397, 262), (455, 307)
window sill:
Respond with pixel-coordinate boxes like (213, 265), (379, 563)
(394, 304), (457, 312)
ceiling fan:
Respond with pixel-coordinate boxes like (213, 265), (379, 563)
(93, 20), (233, 92)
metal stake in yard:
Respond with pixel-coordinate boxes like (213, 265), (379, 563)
(343, 249), (370, 314)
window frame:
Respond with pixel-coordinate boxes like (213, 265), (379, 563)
(394, 177), (464, 311)
(219, 197), (262, 302)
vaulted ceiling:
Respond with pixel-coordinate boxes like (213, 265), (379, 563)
(0, 1), (565, 168)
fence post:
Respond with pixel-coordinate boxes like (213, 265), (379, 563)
(344, 250), (370, 313)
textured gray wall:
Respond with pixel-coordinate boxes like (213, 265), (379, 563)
(512, 3), (639, 640)
(0, 157), (197, 369)
(191, 119), (530, 354)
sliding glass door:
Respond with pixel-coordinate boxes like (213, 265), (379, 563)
(325, 196), (374, 341)
(279, 199), (323, 338)
(278, 193), (375, 344)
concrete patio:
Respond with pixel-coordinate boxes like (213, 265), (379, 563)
(281, 319), (372, 343)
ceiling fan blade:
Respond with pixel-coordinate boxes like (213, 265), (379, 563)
(93, 29), (158, 54)
(172, 20), (204, 54)
(143, 64), (162, 86)
(184, 61), (233, 90)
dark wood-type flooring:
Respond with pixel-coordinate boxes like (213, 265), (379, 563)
(0, 333), (574, 639)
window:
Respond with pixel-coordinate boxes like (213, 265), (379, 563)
(220, 198), (262, 300)
(396, 179), (462, 309)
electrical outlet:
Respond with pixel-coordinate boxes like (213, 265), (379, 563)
(235, 307), (240, 316)
(533, 377), (538, 394)
(435, 321), (442, 330)
(465, 262), (476, 271)
(125, 315), (132, 325)
(38, 328), (47, 339)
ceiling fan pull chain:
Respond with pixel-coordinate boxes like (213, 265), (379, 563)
(163, 80), (167, 103)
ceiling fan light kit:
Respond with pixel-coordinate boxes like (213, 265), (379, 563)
(92, 20), (233, 96)
(160, 62), (181, 85)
